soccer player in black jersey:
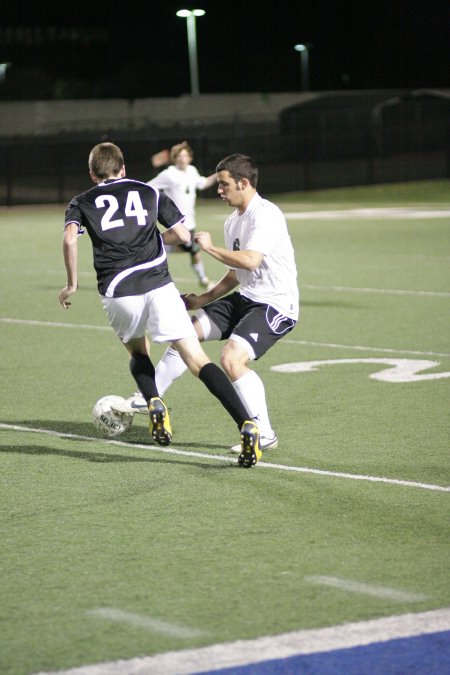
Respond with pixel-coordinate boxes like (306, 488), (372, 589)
(58, 142), (261, 466)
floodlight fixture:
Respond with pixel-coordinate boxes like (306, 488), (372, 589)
(294, 43), (310, 91)
(176, 9), (206, 95)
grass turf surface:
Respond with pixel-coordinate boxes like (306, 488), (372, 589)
(1, 180), (449, 674)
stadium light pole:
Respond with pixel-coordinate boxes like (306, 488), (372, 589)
(294, 43), (310, 91)
(176, 9), (205, 96)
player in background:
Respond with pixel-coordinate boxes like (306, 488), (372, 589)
(154, 153), (299, 453)
(148, 141), (216, 289)
(58, 142), (261, 467)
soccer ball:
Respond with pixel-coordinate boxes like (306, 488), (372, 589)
(92, 395), (133, 437)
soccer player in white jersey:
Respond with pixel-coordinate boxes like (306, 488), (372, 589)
(154, 153), (299, 453)
(148, 141), (216, 289)
(58, 143), (261, 467)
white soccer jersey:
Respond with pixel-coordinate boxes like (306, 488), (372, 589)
(148, 165), (208, 231)
(224, 193), (299, 320)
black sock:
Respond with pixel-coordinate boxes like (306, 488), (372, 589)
(199, 363), (249, 428)
(129, 353), (158, 403)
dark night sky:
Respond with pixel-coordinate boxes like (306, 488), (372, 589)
(1, 0), (449, 100)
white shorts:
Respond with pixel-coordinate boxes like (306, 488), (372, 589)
(101, 282), (197, 344)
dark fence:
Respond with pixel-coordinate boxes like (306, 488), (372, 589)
(1, 91), (448, 205)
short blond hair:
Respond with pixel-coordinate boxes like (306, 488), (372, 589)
(170, 141), (193, 163)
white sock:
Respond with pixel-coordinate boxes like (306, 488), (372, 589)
(232, 370), (275, 438)
(192, 261), (207, 280)
(155, 347), (188, 396)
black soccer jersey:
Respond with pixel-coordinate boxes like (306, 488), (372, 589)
(65, 178), (184, 297)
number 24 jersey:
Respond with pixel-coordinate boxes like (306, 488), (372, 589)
(65, 178), (185, 298)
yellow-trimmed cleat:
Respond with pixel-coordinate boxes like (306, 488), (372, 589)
(230, 433), (278, 454)
(148, 397), (172, 446)
(237, 420), (262, 468)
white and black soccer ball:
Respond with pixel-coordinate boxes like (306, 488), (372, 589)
(92, 395), (133, 437)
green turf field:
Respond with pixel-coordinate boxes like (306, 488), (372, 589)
(1, 180), (449, 675)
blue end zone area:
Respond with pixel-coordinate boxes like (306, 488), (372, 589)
(199, 630), (450, 675)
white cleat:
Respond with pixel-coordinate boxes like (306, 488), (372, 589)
(230, 434), (278, 454)
(125, 392), (148, 415)
(109, 397), (135, 415)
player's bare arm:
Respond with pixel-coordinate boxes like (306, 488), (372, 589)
(164, 220), (191, 245)
(182, 269), (239, 310)
(203, 173), (217, 189)
(59, 222), (79, 309)
(194, 231), (263, 271)
(162, 228), (183, 246)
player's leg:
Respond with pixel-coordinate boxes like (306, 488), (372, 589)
(229, 303), (297, 452)
(148, 285), (261, 464)
(127, 334), (155, 412)
(124, 337), (172, 446)
(102, 294), (159, 403)
(220, 339), (277, 451)
(154, 344), (189, 396)
(102, 294), (172, 444)
(174, 335), (261, 466)
(156, 292), (275, 450)
(191, 248), (211, 288)
(221, 301), (296, 452)
(155, 310), (219, 395)
(187, 232), (211, 288)
(174, 335), (250, 428)
(125, 337), (158, 401)
(128, 290), (198, 409)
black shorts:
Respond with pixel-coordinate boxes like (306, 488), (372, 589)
(203, 292), (297, 359)
(178, 230), (200, 255)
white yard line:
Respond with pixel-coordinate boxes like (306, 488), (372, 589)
(304, 576), (429, 602)
(32, 607), (450, 675)
(284, 207), (450, 219)
(86, 609), (205, 639)
(1, 317), (449, 358)
(1, 317), (110, 331)
(303, 284), (450, 298)
(283, 339), (450, 358)
(1, 423), (449, 493)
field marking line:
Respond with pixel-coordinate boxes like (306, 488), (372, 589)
(9, 264), (450, 296)
(303, 284), (450, 298)
(32, 607), (450, 675)
(283, 338), (450, 358)
(284, 207), (450, 219)
(3, 274), (450, 297)
(160, 279), (450, 298)
(1, 317), (449, 358)
(304, 576), (429, 602)
(1, 423), (449, 493)
(86, 609), (205, 639)
(0, 317), (110, 331)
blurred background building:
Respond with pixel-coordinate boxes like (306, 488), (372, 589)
(0, 1), (449, 204)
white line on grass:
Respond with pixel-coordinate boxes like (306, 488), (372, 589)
(284, 207), (450, 219)
(304, 576), (429, 602)
(1, 423), (449, 493)
(283, 339), (450, 358)
(303, 284), (450, 298)
(174, 281), (450, 298)
(33, 273), (450, 296)
(2, 317), (449, 358)
(0, 317), (110, 331)
(32, 607), (450, 675)
(86, 608), (205, 639)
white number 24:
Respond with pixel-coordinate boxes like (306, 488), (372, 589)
(95, 191), (148, 230)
